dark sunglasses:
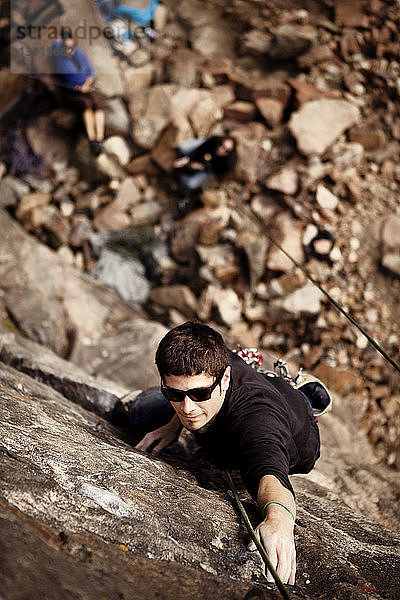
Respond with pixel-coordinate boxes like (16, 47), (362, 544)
(161, 368), (226, 403)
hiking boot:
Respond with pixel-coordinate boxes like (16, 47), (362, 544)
(89, 140), (103, 157)
(109, 390), (141, 427)
(293, 372), (332, 417)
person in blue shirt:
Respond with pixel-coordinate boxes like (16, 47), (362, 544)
(98, 0), (168, 42)
(52, 30), (105, 156)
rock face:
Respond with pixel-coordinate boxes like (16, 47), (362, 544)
(0, 363), (264, 600)
(0, 329), (129, 416)
(0, 208), (166, 389)
(1, 340), (400, 600)
(3, 0), (400, 594)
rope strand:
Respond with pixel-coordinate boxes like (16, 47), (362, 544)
(225, 471), (293, 600)
(230, 196), (400, 375)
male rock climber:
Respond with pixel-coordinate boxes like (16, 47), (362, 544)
(51, 31), (105, 156)
(117, 321), (330, 584)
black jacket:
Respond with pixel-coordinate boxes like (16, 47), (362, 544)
(194, 352), (320, 499)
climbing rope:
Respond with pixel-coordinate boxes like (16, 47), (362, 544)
(225, 470), (293, 600)
(229, 195), (400, 376)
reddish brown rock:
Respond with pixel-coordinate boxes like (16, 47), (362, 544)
(114, 178), (142, 211)
(314, 363), (364, 395)
(231, 122), (269, 183)
(370, 385), (391, 401)
(150, 284), (198, 317)
(288, 78), (329, 104)
(31, 205), (70, 246)
(267, 213), (304, 272)
(229, 321), (259, 346)
(255, 97), (284, 128)
(271, 269), (307, 295)
(214, 264), (241, 284)
(16, 193), (52, 222)
(167, 48), (201, 88)
(201, 189), (227, 209)
(297, 44), (336, 69)
(199, 208), (230, 246)
(170, 209), (211, 263)
(335, 0), (369, 27)
(151, 125), (180, 172)
(190, 92), (222, 136)
(126, 154), (159, 176)
(93, 203), (131, 232)
(349, 126), (387, 151)
(240, 29), (271, 56)
(124, 64), (155, 96)
(210, 85), (236, 109)
(224, 101), (256, 122)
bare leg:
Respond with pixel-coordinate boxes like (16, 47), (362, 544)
(82, 108), (96, 141)
(94, 109), (105, 142)
(153, 3), (168, 32)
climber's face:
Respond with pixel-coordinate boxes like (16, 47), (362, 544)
(162, 367), (231, 430)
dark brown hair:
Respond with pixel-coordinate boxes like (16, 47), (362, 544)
(155, 321), (229, 378)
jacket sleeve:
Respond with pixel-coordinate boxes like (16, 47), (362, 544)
(230, 390), (295, 500)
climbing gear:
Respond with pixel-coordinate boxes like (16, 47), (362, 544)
(261, 501), (295, 522)
(233, 346), (265, 370)
(233, 346), (301, 382)
(229, 193), (400, 375)
(292, 371), (332, 417)
(233, 346), (332, 417)
(225, 471), (293, 600)
(160, 367), (226, 403)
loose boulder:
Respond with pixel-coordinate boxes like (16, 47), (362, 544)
(289, 99), (360, 156)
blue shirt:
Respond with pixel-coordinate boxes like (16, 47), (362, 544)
(97, 0), (160, 26)
(52, 40), (95, 89)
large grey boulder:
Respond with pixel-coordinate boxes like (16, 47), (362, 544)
(70, 316), (167, 389)
(0, 329), (129, 416)
(0, 208), (165, 389)
(3, 287), (70, 357)
(1, 354), (399, 600)
(91, 248), (151, 305)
